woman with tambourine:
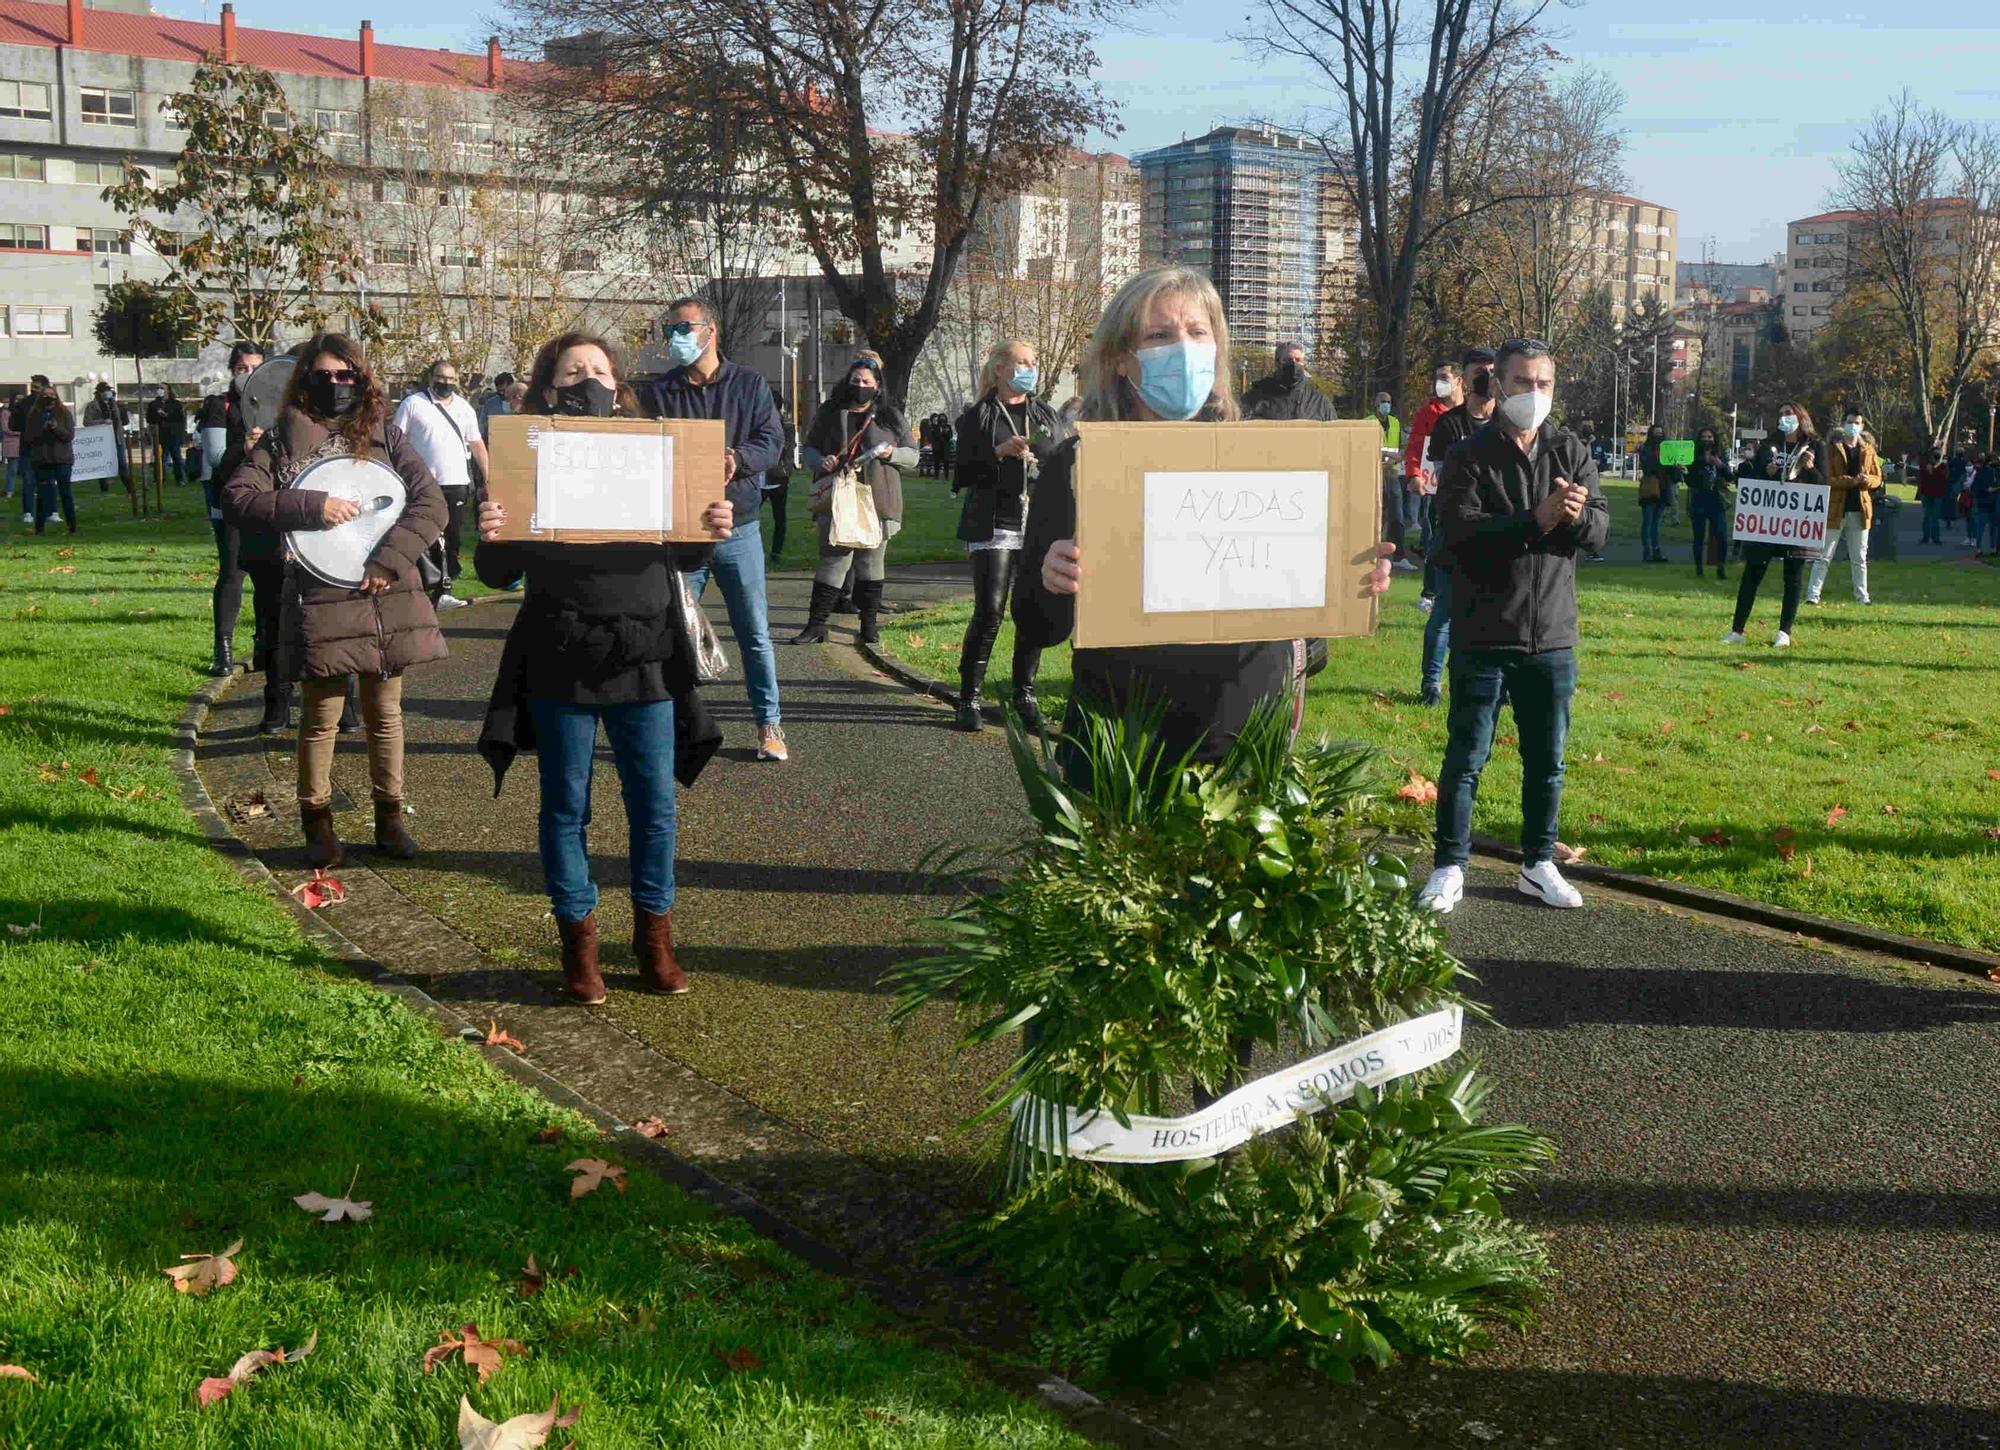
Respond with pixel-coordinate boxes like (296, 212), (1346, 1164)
(223, 333), (450, 868)
(792, 359), (917, 646)
(472, 330), (734, 1007)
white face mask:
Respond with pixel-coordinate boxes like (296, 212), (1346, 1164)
(1845, 422), (1863, 441)
(1778, 414), (1798, 435)
(1498, 386), (1552, 433)
(1434, 378), (1454, 399)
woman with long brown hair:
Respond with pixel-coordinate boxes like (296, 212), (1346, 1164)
(223, 332), (449, 867)
(474, 330), (734, 1006)
(1724, 399), (1824, 649)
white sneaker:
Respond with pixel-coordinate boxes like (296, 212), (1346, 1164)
(20, 511), (30, 526)
(1720, 630), (1745, 645)
(1416, 865), (1464, 914)
(1518, 860), (1583, 909)
(1773, 631), (1792, 648)
(756, 723), (789, 762)
(435, 592), (468, 610)
(1855, 594), (1871, 605)
(1415, 595), (1435, 616)
(1391, 558), (1420, 574)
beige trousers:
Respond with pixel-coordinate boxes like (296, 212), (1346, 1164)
(297, 673), (405, 807)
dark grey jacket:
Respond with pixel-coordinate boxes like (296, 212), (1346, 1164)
(1240, 372), (1338, 422)
(1438, 419), (1609, 654)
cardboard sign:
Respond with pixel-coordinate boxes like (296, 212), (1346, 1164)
(1660, 439), (1695, 466)
(484, 413), (727, 544)
(1733, 477), (1829, 557)
(1074, 421), (1380, 650)
(71, 423), (120, 482)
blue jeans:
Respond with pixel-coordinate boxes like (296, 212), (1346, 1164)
(683, 516), (780, 727)
(1920, 496), (1943, 543)
(3, 456), (24, 497)
(529, 696), (678, 921)
(161, 437), (186, 483)
(1639, 498), (1664, 555)
(1689, 494), (1726, 568)
(31, 461), (74, 528)
(1434, 647), (1577, 870)
(1421, 570), (1451, 697)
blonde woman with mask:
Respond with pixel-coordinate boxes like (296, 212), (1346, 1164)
(1016, 265), (1391, 774)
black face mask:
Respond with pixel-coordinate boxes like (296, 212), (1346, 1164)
(431, 380), (458, 397)
(847, 384), (879, 408)
(553, 377), (616, 418)
(306, 375), (358, 418)
(1276, 360), (1303, 388)
(1469, 370), (1493, 398)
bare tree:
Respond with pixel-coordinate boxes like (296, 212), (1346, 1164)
(1830, 93), (2000, 450)
(506, 0), (1130, 407)
(1245, 0), (1550, 409)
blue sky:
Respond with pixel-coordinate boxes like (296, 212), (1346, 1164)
(162, 0), (2000, 264)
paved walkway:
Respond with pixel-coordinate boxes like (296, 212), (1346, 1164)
(195, 565), (2000, 1450)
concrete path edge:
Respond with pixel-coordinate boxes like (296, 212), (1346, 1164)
(171, 629), (1177, 1450)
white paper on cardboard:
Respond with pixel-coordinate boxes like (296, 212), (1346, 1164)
(1141, 470), (1330, 614)
(534, 430), (674, 534)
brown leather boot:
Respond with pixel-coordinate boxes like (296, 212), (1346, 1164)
(301, 801), (342, 870)
(373, 800), (418, 860)
(557, 914), (605, 1005)
(633, 907), (690, 994)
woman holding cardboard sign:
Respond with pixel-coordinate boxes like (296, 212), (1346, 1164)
(1018, 265), (1392, 770)
(472, 330), (735, 1006)
(1723, 401), (1825, 649)
(793, 360), (917, 646)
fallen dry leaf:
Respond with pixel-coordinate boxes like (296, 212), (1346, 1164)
(1735, 731), (1750, 741)
(631, 1116), (670, 1139)
(77, 767), (102, 789)
(1987, 768), (2000, 782)
(197, 1330), (317, 1408)
(294, 1167), (372, 1224)
(1660, 721), (1675, 734)
(1804, 722), (1824, 735)
(5, 908), (42, 936)
(162, 1238), (242, 1296)
(290, 870), (347, 910)
(519, 1255), (546, 1296)
(1393, 770), (1438, 805)
(423, 1325), (527, 1385)
(1881, 803), (1900, 816)
(1772, 827), (1797, 862)
(227, 792), (272, 824)
(1698, 829), (1731, 848)
(1825, 804), (1848, 827)
(46, 565), (74, 575)
(1985, 827), (2000, 842)
(565, 1159), (626, 1200)
(1801, 854), (1814, 879)
(532, 1126), (563, 1144)
(1843, 720), (1859, 732)
(484, 1020), (526, 1053)
(0, 1364), (37, 1384)
(55, 547), (72, 558)
(1603, 691), (1625, 702)
(0, 705), (9, 717)
(457, 1394), (581, 1450)
(1550, 841), (1587, 865)
(712, 1345), (763, 1374)
(1587, 813), (1606, 825)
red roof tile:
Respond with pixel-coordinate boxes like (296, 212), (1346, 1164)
(0, 0), (506, 89)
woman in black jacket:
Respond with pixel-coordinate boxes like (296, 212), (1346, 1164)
(1687, 426), (1733, 579)
(950, 339), (1071, 732)
(1016, 265), (1391, 775)
(1724, 400), (1823, 649)
(793, 360), (917, 645)
(474, 330), (733, 1006)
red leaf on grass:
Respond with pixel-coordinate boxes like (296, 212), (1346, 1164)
(1735, 731), (1750, 740)
(1985, 827), (2000, 842)
(0, 1364), (37, 1384)
(1801, 855), (1814, 879)
(1393, 770), (1438, 805)
(631, 1116), (670, 1139)
(289, 870), (346, 909)
(1771, 827), (1797, 861)
(162, 1238), (241, 1296)
(566, 1159), (626, 1199)
(1987, 768), (2000, 781)
(532, 1126), (563, 1144)
(0, 705), (10, 717)
(484, 1019), (526, 1052)
(77, 767), (102, 789)
(195, 1330), (316, 1408)
(423, 1325), (526, 1385)
(1698, 829), (1731, 848)
(1660, 720), (1675, 734)
(519, 1255), (546, 1296)
(712, 1346), (763, 1374)
(1587, 813), (1606, 825)
(1603, 690), (1625, 701)
(1825, 804), (1848, 826)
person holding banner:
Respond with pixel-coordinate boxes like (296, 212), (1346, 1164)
(794, 360), (916, 647)
(472, 330), (735, 1005)
(1803, 408), (1878, 606)
(1724, 402), (1824, 649)
(1021, 264), (1393, 775)
(21, 376), (75, 535)
(223, 333), (449, 870)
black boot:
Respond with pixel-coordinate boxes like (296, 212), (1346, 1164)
(956, 659), (988, 733)
(831, 582), (858, 615)
(790, 582), (839, 644)
(209, 627), (235, 677)
(1010, 640), (1044, 734)
(854, 579), (884, 645)
(336, 675), (361, 735)
(257, 682), (293, 735)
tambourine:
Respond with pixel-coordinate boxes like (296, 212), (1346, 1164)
(241, 356), (296, 434)
(283, 456), (407, 589)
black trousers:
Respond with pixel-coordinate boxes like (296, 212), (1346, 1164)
(957, 548), (1041, 696)
(244, 557), (286, 685)
(1732, 547), (1804, 634)
(763, 474), (789, 557)
(440, 487), (469, 587)
(211, 519), (248, 644)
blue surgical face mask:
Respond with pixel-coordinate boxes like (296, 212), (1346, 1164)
(668, 327), (706, 367)
(1131, 339), (1216, 421)
(1778, 414), (1798, 435)
(1010, 365), (1039, 394)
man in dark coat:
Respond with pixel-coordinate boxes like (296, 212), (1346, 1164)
(22, 375), (76, 534)
(1239, 342), (1339, 422)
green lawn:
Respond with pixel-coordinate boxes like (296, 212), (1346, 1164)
(758, 471), (969, 568)
(0, 501), (1088, 1447)
(878, 557), (2000, 955)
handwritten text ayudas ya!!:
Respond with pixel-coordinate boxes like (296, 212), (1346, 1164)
(1173, 484), (1314, 526)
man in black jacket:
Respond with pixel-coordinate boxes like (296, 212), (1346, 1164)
(1417, 338), (1608, 916)
(1239, 342), (1338, 422)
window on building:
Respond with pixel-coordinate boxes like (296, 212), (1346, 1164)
(0, 81), (53, 121)
(1812, 306), (1829, 316)
(560, 249), (598, 273)
(262, 108), (289, 131)
(439, 246), (482, 268)
(452, 121), (493, 150)
(371, 243), (417, 266)
(381, 116), (429, 143)
(158, 99), (186, 131)
(1795, 232), (1810, 245)
(0, 222), (48, 250)
(372, 179), (407, 206)
(70, 158), (124, 186)
(79, 87), (137, 127)
(313, 109), (358, 137)
(1793, 282), (1806, 292)
(83, 227), (129, 255)
(0, 153), (44, 181)
(10, 303), (71, 335)
(1792, 305), (1806, 316)
(1811, 281), (1832, 292)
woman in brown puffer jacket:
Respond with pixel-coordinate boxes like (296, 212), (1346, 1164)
(224, 333), (449, 868)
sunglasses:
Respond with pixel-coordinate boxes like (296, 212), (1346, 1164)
(309, 368), (359, 385)
(667, 320), (707, 337)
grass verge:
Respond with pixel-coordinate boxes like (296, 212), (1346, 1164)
(878, 556), (2000, 955)
(0, 501), (1090, 1447)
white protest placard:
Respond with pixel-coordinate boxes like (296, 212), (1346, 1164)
(1141, 470), (1330, 615)
(70, 423), (120, 482)
(533, 429), (673, 535)
(1732, 477), (1829, 553)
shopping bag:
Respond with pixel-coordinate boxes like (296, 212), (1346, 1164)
(828, 471), (884, 551)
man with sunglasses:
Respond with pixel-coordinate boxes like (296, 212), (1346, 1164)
(640, 298), (789, 763)
(392, 358), (487, 609)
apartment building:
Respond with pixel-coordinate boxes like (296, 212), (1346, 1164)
(1780, 210), (1857, 339)
(1136, 126), (1350, 368)
(0, 0), (674, 406)
(975, 151), (1140, 293)
(1576, 191), (1677, 325)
